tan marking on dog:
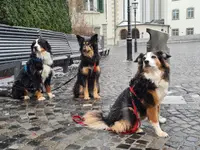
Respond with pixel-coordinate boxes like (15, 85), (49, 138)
(148, 90), (160, 105)
(45, 85), (51, 93)
(110, 120), (131, 133)
(95, 66), (100, 73)
(83, 46), (94, 58)
(155, 58), (162, 68)
(24, 89), (28, 96)
(35, 91), (44, 101)
(93, 79), (101, 99)
(79, 85), (83, 93)
(81, 67), (90, 75)
(83, 111), (108, 130)
(147, 106), (158, 123)
(84, 79), (90, 100)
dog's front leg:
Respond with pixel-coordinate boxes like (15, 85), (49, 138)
(93, 66), (101, 99)
(83, 78), (90, 100)
(147, 106), (168, 137)
(81, 67), (90, 100)
(158, 104), (167, 124)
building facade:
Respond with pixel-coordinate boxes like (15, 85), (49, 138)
(166, 0), (200, 36)
(69, 0), (170, 45)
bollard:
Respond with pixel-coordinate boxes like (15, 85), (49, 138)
(146, 28), (169, 54)
(146, 28), (170, 83)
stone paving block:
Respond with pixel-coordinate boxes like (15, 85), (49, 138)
(116, 144), (131, 149)
(65, 144), (81, 150)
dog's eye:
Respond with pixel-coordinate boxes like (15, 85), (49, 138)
(143, 57), (146, 60)
(151, 56), (156, 59)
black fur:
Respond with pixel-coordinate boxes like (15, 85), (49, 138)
(73, 34), (101, 99)
(104, 74), (157, 126)
(12, 56), (43, 100)
(31, 38), (52, 55)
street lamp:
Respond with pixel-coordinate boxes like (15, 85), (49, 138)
(126, 0), (132, 61)
(132, 1), (138, 53)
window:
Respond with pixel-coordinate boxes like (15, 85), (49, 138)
(186, 28), (194, 35)
(172, 9), (179, 20)
(172, 29), (179, 36)
(83, 0), (104, 13)
(187, 7), (194, 19)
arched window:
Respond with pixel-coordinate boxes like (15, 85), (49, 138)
(120, 29), (128, 39)
(132, 28), (140, 39)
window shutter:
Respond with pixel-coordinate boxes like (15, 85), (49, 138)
(97, 0), (104, 13)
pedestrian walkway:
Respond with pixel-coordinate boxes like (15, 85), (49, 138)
(1, 42), (200, 150)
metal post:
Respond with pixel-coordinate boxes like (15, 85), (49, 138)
(126, 0), (132, 61)
(134, 8), (137, 53)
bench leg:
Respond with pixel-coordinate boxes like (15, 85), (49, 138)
(63, 58), (70, 73)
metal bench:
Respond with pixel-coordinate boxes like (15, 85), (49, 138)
(0, 23), (110, 78)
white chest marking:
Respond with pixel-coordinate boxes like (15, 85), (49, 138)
(144, 70), (169, 101)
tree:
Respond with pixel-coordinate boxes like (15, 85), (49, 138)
(0, 0), (72, 33)
(68, 0), (94, 36)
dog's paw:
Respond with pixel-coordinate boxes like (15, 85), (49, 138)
(159, 116), (167, 124)
(94, 94), (101, 99)
(136, 128), (144, 133)
(84, 96), (90, 100)
(38, 96), (46, 101)
(24, 96), (30, 100)
(157, 131), (168, 137)
(48, 93), (55, 99)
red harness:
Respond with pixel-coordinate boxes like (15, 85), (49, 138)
(122, 87), (141, 134)
(72, 87), (141, 134)
(93, 63), (97, 72)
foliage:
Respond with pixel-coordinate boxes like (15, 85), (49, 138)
(0, 0), (71, 33)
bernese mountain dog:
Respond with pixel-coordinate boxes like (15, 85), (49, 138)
(31, 38), (55, 99)
(81, 51), (171, 137)
(73, 34), (101, 100)
(12, 55), (45, 100)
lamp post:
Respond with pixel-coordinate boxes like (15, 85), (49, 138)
(132, 1), (138, 53)
(126, 0), (132, 61)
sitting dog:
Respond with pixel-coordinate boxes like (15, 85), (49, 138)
(73, 34), (101, 100)
(82, 51), (171, 137)
(12, 56), (45, 100)
(31, 38), (55, 99)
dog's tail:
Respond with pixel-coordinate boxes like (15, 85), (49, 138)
(83, 110), (109, 130)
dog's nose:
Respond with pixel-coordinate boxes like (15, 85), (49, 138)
(144, 60), (149, 64)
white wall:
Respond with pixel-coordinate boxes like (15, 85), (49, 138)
(116, 24), (169, 42)
(167, 0), (200, 36)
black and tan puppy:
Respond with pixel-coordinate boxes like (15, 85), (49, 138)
(82, 51), (171, 137)
(73, 34), (101, 100)
(12, 56), (45, 100)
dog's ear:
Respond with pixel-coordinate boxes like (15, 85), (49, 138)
(90, 34), (98, 43)
(31, 40), (36, 53)
(45, 40), (52, 54)
(156, 51), (171, 60)
(76, 35), (85, 46)
(134, 53), (144, 63)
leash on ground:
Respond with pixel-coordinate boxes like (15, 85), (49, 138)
(52, 74), (77, 91)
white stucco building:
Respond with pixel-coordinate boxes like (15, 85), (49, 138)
(69, 0), (170, 45)
(166, 0), (200, 36)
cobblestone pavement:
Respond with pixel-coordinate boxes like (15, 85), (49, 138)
(1, 42), (200, 150)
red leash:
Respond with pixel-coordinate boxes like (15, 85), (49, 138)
(72, 87), (141, 134)
(72, 115), (86, 126)
(121, 87), (141, 134)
